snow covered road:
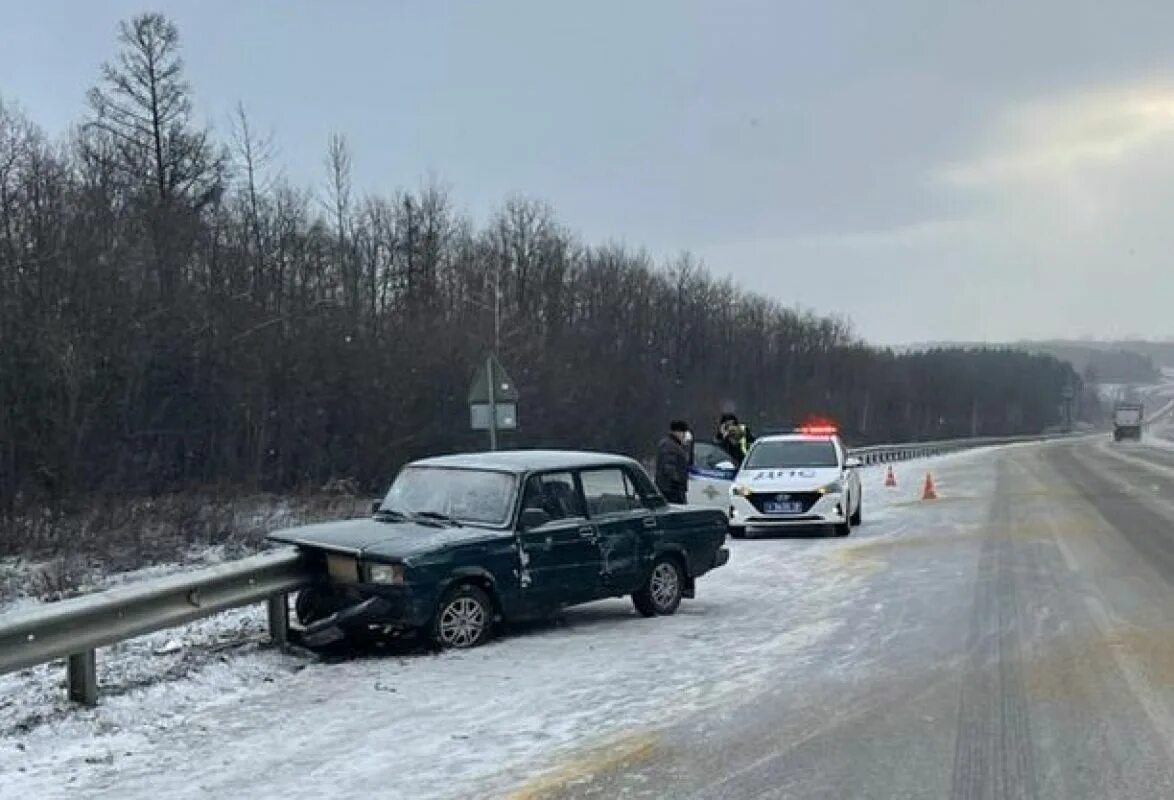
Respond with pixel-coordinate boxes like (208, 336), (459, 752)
(539, 438), (1174, 799)
(0, 449), (999, 799)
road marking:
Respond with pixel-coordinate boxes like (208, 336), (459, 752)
(505, 732), (658, 800)
(1081, 594), (1174, 764)
(1012, 454), (1088, 573)
(1094, 441), (1174, 479)
(1030, 452), (1174, 765)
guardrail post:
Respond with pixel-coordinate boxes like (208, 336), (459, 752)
(67, 650), (97, 705)
(267, 593), (289, 646)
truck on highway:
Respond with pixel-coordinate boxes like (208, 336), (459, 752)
(1112, 402), (1144, 442)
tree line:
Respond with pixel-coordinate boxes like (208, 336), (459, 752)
(0, 13), (1085, 512)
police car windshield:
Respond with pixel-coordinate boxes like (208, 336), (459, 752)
(744, 440), (839, 469)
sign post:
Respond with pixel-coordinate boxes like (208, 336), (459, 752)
(468, 354), (519, 451)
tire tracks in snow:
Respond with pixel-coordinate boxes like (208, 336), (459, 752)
(950, 458), (1038, 800)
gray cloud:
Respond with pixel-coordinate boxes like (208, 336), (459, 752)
(3, 0), (1174, 343)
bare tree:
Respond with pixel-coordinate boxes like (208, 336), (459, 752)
(324, 132), (355, 309)
(86, 12), (223, 301)
(231, 103), (278, 301)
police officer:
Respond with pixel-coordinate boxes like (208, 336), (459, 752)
(716, 413), (753, 467)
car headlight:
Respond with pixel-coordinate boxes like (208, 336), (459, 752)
(731, 485), (752, 497)
(818, 481), (843, 495)
(367, 563), (406, 585)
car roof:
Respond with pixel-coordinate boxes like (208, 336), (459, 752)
(409, 449), (638, 474)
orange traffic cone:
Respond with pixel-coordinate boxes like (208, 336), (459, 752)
(884, 466), (897, 487)
(922, 473), (938, 500)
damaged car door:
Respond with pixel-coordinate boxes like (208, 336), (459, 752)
(577, 467), (653, 594)
(516, 471), (602, 610)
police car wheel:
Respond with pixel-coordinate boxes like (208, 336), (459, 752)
(850, 502), (862, 527)
(729, 526), (745, 539)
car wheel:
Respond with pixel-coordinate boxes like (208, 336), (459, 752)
(432, 584), (495, 649)
(849, 501), (862, 527)
(632, 557), (685, 617)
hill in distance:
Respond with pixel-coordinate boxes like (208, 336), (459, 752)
(899, 339), (1174, 384)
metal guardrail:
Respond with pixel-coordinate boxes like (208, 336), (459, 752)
(1144, 399), (1174, 428)
(846, 433), (1073, 466)
(0, 548), (311, 705)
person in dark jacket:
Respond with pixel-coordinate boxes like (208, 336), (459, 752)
(715, 413), (753, 467)
(655, 420), (691, 504)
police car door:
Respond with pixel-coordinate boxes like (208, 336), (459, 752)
(688, 441), (738, 510)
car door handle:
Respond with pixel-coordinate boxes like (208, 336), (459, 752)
(642, 517), (656, 529)
(578, 526), (596, 539)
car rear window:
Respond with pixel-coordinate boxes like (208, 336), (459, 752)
(744, 440), (839, 469)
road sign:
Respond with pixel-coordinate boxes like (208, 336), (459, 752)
(468, 354), (519, 404)
(468, 354), (519, 449)
(470, 404), (517, 431)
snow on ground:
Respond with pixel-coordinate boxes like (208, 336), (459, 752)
(0, 448), (1002, 800)
(0, 544), (240, 616)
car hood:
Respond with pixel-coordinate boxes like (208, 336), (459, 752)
(266, 517), (507, 562)
(737, 466), (842, 492)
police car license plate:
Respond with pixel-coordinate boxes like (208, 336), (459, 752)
(764, 501), (802, 514)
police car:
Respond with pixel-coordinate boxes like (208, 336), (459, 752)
(727, 426), (862, 538)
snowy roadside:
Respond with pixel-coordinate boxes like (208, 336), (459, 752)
(0, 446), (1002, 800)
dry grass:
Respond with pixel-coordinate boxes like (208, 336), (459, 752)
(0, 488), (372, 602)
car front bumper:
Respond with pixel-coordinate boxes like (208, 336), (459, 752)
(297, 583), (432, 647)
(728, 493), (848, 529)
(713, 547), (730, 568)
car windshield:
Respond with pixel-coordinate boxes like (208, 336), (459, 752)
(379, 467), (516, 527)
(744, 440), (839, 469)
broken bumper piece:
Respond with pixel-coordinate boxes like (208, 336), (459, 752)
(298, 596), (393, 648)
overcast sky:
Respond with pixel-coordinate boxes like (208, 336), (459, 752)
(3, 0), (1174, 344)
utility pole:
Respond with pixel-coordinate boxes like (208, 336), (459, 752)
(493, 256), (502, 356)
(486, 353), (497, 451)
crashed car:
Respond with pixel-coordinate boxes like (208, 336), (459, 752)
(268, 450), (730, 649)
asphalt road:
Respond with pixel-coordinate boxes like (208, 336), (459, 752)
(539, 440), (1174, 799)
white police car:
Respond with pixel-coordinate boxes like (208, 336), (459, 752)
(727, 426), (862, 537)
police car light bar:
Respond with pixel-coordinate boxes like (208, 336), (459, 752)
(797, 424), (839, 436)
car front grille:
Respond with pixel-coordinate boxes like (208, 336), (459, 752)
(326, 553), (360, 584)
(746, 491), (822, 514)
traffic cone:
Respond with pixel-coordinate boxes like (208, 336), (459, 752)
(922, 473), (938, 500)
(884, 466), (897, 487)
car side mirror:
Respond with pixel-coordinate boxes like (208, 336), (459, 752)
(519, 507), (552, 530)
(715, 460), (736, 471)
(844, 457), (862, 469)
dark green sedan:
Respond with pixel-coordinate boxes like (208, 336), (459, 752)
(268, 450), (730, 649)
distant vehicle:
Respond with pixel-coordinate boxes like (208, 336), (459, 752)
(727, 426), (862, 538)
(1112, 402), (1144, 442)
(269, 451), (730, 649)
